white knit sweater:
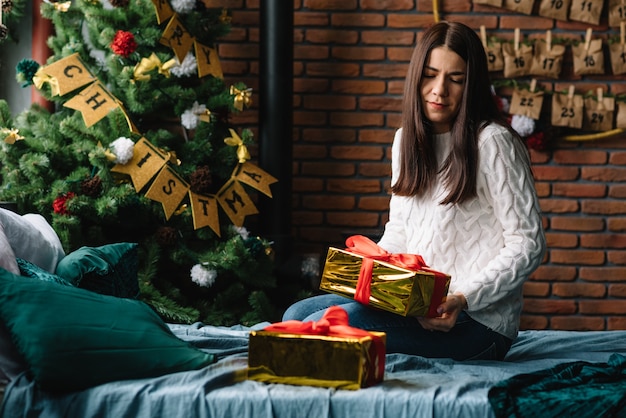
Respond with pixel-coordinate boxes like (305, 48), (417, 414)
(377, 124), (546, 340)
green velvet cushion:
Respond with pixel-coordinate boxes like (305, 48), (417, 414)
(0, 268), (215, 392)
(55, 242), (139, 299)
(17, 257), (74, 287)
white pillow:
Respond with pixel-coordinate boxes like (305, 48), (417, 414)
(0, 221), (19, 275)
(0, 208), (65, 273)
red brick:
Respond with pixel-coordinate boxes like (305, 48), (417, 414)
(305, 63), (360, 77)
(582, 200), (626, 216)
(579, 300), (626, 315)
(294, 45), (329, 60)
(580, 234), (626, 249)
(538, 199), (579, 214)
(553, 150), (608, 165)
(303, 0), (358, 10)
(608, 251), (626, 265)
(293, 145), (328, 159)
(532, 166), (580, 181)
(608, 284), (626, 297)
(329, 112), (385, 127)
(326, 212), (380, 227)
(302, 195), (355, 210)
(609, 151), (626, 165)
(359, 97), (402, 112)
(550, 316), (605, 331)
(545, 232), (578, 248)
(361, 31), (416, 45)
(359, 129), (395, 144)
(550, 250), (605, 265)
(608, 317), (626, 330)
(326, 179), (381, 193)
(580, 267), (626, 282)
(581, 167), (626, 182)
(522, 299), (577, 314)
(530, 265), (577, 281)
(523, 282), (550, 297)
(330, 145), (385, 160)
(363, 63), (409, 78)
(552, 183), (606, 198)
(301, 128), (356, 143)
(301, 162), (355, 176)
(303, 95), (356, 110)
(359, 162), (390, 177)
(360, 0), (415, 11)
(550, 216), (605, 231)
(331, 13), (385, 27)
(293, 178), (324, 192)
(520, 315), (549, 330)
(305, 29), (359, 44)
(331, 46), (386, 61)
(609, 185), (626, 198)
(358, 196), (390, 211)
(552, 283), (606, 298)
(331, 80), (386, 94)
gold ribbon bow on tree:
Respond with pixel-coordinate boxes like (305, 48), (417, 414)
(133, 53), (177, 82)
(224, 128), (251, 163)
(1, 128), (24, 144)
(230, 85), (252, 111)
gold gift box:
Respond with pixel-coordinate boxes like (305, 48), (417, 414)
(319, 247), (451, 317)
(247, 329), (386, 390)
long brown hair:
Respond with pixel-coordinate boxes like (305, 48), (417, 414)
(393, 21), (519, 204)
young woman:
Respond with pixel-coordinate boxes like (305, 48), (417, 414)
(282, 21), (546, 361)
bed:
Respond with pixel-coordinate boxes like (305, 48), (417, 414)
(2, 322), (626, 418)
(0, 210), (624, 417)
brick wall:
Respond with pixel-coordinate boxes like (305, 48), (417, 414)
(216, 0), (626, 331)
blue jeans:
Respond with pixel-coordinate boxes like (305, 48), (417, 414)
(282, 294), (512, 361)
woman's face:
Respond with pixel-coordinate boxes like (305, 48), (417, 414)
(419, 46), (466, 134)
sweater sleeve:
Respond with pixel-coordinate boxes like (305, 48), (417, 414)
(377, 129), (408, 254)
(455, 127), (546, 312)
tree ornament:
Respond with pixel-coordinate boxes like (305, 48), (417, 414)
(110, 30), (137, 58)
(52, 192), (76, 215)
(15, 59), (41, 87)
(2, 0), (13, 14)
(108, 0), (129, 7)
(0, 24), (8, 41)
(189, 165), (213, 194)
(154, 226), (178, 247)
(81, 175), (103, 197)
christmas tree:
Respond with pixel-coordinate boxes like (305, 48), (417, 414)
(0, 0), (282, 326)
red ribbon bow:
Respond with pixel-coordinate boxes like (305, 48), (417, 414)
(263, 306), (386, 382)
(344, 235), (448, 317)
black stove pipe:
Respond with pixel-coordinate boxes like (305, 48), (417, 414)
(258, 0), (294, 267)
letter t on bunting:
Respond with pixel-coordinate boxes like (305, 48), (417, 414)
(189, 192), (221, 236)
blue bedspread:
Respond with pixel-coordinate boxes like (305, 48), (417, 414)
(3, 326), (626, 418)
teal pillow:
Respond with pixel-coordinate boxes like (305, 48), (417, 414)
(0, 268), (215, 392)
(17, 257), (74, 287)
(55, 242), (139, 299)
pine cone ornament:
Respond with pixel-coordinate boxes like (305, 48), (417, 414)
(189, 165), (213, 194)
(81, 175), (103, 197)
(2, 0), (13, 14)
(108, 0), (129, 8)
(155, 226), (178, 247)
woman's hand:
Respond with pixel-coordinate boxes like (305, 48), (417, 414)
(417, 293), (467, 332)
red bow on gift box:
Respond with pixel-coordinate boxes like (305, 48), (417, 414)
(344, 235), (448, 317)
(263, 305), (386, 381)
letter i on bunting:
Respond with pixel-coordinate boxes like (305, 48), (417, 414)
(145, 166), (190, 221)
(111, 137), (169, 192)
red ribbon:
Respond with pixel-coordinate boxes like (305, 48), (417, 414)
(263, 306), (386, 382)
(344, 235), (448, 317)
